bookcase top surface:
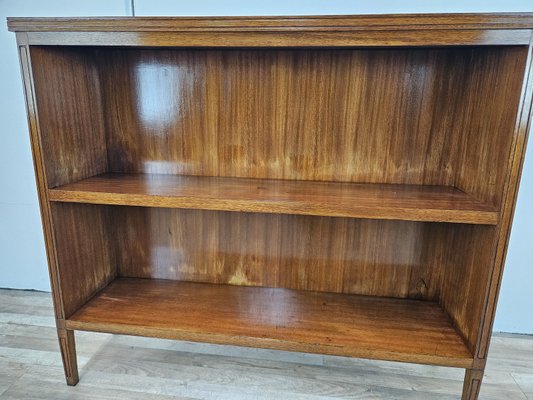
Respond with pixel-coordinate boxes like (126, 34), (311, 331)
(7, 13), (533, 32)
(9, 14), (533, 46)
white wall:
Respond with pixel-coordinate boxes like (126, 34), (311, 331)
(0, 0), (130, 291)
(134, 0), (533, 15)
(495, 142), (533, 333)
(0, 0), (532, 333)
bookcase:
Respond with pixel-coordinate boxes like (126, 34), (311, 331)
(8, 14), (533, 399)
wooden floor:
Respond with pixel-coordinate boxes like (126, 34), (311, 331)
(0, 288), (532, 399)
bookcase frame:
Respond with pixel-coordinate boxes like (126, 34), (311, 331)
(8, 14), (533, 399)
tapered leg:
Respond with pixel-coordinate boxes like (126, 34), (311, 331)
(462, 368), (484, 400)
(57, 328), (79, 386)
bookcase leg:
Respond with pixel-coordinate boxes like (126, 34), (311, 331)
(57, 328), (79, 386)
(462, 368), (484, 400)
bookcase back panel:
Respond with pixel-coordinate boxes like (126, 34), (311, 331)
(97, 47), (526, 206)
(110, 206), (492, 304)
(113, 207), (430, 298)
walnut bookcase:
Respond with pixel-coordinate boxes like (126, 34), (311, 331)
(8, 14), (533, 399)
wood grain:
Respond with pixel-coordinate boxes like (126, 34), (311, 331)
(50, 203), (116, 318)
(96, 47), (524, 209)
(110, 207), (498, 310)
(463, 369), (484, 400)
(453, 46), (528, 206)
(66, 278), (473, 368)
(3, 289), (533, 400)
(29, 47), (107, 188)
(9, 14), (533, 400)
(27, 46), (526, 210)
(6, 15), (533, 47)
(8, 14), (533, 31)
(473, 41), (533, 363)
(15, 40), (68, 321)
(57, 328), (78, 386)
(48, 173), (499, 224)
(17, 29), (532, 47)
(436, 224), (498, 354)
(112, 208), (440, 298)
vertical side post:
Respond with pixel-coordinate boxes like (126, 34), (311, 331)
(16, 33), (77, 385)
(462, 368), (484, 400)
(57, 328), (79, 386)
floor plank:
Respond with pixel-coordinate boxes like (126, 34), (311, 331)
(0, 288), (532, 399)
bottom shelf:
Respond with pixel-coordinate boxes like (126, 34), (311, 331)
(67, 278), (473, 368)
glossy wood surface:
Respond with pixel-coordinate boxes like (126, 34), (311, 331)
(7, 14), (533, 47)
(473, 46), (533, 365)
(30, 47), (107, 188)
(430, 223), (497, 353)
(27, 46), (526, 209)
(463, 369), (484, 400)
(111, 209), (434, 298)
(2, 289), (532, 399)
(67, 278), (473, 368)
(19, 30), (533, 47)
(8, 14), (533, 31)
(16, 43), (66, 321)
(95, 47), (524, 210)
(48, 173), (499, 224)
(57, 328), (78, 386)
(11, 14), (533, 400)
(50, 203), (116, 318)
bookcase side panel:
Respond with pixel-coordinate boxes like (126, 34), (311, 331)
(439, 43), (533, 362)
(50, 203), (117, 318)
(475, 42), (533, 361)
(15, 35), (67, 320)
(30, 46), (108, 188)
(436, 225), (498, 354)
(453, 46), (529, 207)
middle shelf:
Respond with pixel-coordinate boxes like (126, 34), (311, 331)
(47, 172), (499, 224)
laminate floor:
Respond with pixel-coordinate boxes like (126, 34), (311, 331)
(0, 288), (532, 399)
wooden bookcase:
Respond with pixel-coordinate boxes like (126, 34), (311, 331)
(8, 14), (533, 399)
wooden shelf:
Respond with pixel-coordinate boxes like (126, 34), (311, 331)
(48, 173), (498, 224)
(66, 278), (473, 368)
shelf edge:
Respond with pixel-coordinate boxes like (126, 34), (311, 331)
(64, 319), (474, 369)
(48, 189), (499, 225)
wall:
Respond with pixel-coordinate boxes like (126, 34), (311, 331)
(0, 0), (130, 291)
(0, 0), (531, 333)
(133, 0), (533, 15)
(495, 142), (533, 333)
